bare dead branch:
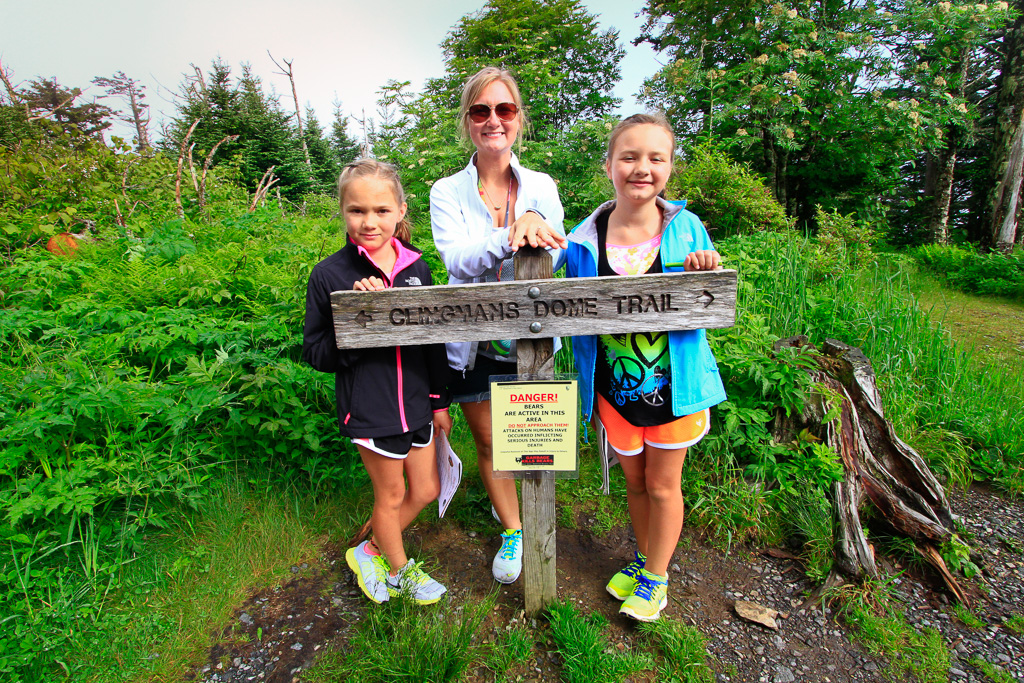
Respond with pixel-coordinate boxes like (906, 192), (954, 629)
(120, 155), (141, 204)
(199, 134), (239, 210)
(190, 63), (208, 106)
(249, 166), (278, 212)
(175, 119), (201, 217)
(0, 58), (21, 105)
(187, 142), (198, 192)
(268, 50), (312, 169)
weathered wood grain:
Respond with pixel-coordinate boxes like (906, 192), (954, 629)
(522, 472), (557, 616)
(330, 269), (737, 349)
(515, 248), (558, 615)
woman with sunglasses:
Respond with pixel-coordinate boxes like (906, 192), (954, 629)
(430, 66), (567, 584)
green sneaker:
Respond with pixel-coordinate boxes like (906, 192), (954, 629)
(619, 569), (668, 622)
(387, 559), (447, 605)
(345, 541), (391, 604)
(606, 550), (647, 601)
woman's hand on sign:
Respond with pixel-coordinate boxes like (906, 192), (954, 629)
(509, 211), (567, 252)
(353, 276), (386, 291)
(682, 250), (722, 271)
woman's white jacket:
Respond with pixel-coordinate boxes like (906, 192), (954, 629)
(430, 153), (566, 372)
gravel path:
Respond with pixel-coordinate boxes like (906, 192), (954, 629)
(192, 485), (1024, 682)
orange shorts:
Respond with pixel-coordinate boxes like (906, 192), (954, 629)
(596, 395), (711, 456)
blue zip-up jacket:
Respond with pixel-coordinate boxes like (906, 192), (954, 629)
(565, 197), (727, 424)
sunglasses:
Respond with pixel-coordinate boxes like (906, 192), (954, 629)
(467, 102), (519, 123)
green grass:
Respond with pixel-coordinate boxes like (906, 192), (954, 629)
(1005, 614), (1024, 635)
(723, 233), (1024, 493)
(304, 593), (493, 683)
(906, 266), (1024, 370)
(969, 656), (1017, 683)
(485, 622), (535, 682)
(554, 436), (631, 535)
(24, 480), (364, 683)
(828, 579), (951, 683)
(639, 617), (715, 683)
(951, 604), (985, 629)
(547, 601), (654, 683)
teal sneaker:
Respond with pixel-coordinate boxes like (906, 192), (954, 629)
(345, 541), (391, 604)
(387, 559), (447, 605)
(619, 569), (668, 622)
(492, 529), (523, 584)
(606, 550), (647, 601)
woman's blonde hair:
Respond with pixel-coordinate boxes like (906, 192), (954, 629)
(458, 66), (529, 148)
(606, 112), (677, 160)
(336, 158), (411, 243)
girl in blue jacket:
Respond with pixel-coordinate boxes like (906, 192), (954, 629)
(565, 114), (726, 621)
(303, 159), (452, 606)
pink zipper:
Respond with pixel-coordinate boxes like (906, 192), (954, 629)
(396, 346), (408, 432)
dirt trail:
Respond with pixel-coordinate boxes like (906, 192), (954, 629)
(192, 485), (1024, 683)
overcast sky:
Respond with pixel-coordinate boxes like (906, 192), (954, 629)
(1, 0), (664, 142)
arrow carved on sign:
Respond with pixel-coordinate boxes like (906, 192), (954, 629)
(355, 310), (373, 327)
(697, 290), (715, 308)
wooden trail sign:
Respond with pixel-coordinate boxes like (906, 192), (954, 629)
(329, 268), (737, 349)
(330, 248), (737, 615)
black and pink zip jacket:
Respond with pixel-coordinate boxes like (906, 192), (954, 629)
(302, 237), (451, 439)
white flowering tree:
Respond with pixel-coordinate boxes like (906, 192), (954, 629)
(637, 0), (1009, 239)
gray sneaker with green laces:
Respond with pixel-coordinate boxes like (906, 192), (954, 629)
(387, 559), (447, 605)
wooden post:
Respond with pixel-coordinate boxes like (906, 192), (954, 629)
(514, 247), (557, 615)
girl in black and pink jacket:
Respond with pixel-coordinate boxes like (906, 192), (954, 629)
(303, 159), (451, 606)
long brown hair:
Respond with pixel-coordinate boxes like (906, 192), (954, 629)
(336, 158), (411, 243)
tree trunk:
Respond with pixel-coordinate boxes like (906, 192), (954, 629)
(991, 107), (1024, 250)
(268, 52), (312, 170)
(928, 132), (957, 245)
(773, 337), (968, 603)
(762, 126), (776, 195)
(989, 2), (1024, 251)
(127, 84), (150, 151)
(776, 147), (789, 212)
(930, 53), (971, 245)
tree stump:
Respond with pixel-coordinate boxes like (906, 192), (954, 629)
(773, 337), (968, 604)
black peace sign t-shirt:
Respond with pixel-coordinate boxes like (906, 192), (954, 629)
(594, 209), (676, 427)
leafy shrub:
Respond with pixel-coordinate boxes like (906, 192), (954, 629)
(670, 143), (794, 238)
(0, 133), (245, 250)
(911, 244), (1024, 300)
(809, 205), (877, 280)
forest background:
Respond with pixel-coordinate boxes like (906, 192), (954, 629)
(2, 0), (1024, 681)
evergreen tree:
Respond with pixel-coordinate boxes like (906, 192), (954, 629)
(303, 107), (338, 192)
(163, 59), (312, 198)
(330, 102), (362, 166)
(93, 71), (151, 150)
(20, 78), (113, 140)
